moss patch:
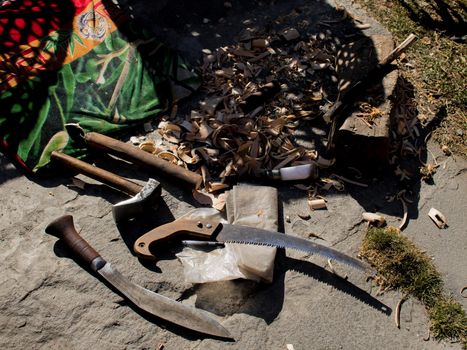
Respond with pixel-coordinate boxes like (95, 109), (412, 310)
(361, 227), (467, 346)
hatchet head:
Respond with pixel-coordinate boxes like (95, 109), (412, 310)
(112, 178), (161, 222)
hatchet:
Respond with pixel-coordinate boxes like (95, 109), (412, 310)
(51, 151), (161, 222)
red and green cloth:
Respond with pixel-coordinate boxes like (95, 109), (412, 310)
(0, 0), (199, 173)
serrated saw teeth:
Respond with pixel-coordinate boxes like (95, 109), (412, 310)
(221, 239), (369, 272)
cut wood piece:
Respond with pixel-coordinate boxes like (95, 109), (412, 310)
(428, 208), (448, 229)
(308, 199), (327, 210)
(362, 212), (386, 227)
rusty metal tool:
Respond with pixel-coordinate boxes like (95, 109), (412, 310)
(45, 215), (231, 338)
(83, 132), (203, 189)
(133, 219), (370, 272)
(51, 151), (161, 222)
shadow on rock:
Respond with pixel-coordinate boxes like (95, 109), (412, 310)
(279, 256), (391, 315)
(179, 250), (287, 324)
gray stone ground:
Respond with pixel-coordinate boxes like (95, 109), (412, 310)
(1, 0), (466, 349)
(1, 141), (465, 350)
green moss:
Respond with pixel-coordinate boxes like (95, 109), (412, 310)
(361, 227), (466, 346)
(430, 297), (467, 346)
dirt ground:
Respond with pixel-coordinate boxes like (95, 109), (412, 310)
(1, 0), (466, 349)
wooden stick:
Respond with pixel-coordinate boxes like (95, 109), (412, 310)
(380, 34), (417, 66)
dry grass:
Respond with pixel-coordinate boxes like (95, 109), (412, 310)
(361, 227), (467, 346)
(354, 0), (467, 156)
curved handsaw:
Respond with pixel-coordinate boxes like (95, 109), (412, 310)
(134, 219), (370, 272)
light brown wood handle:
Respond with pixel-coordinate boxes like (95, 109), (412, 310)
(46, 215), (106, 271)
(51, 151), (142, 196)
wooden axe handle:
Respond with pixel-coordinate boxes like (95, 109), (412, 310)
(51, 151), (142, 196)
(84, 132), (203, 189)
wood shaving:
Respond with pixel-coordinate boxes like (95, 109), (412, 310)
(441, 145), (451, 156)
(139, 140), (157, 154)
(356, 102), (382, 124)
(192, 190), (227, 211)
(395, 295), (408, 329)
(147, 18), (389, 196)
(399, 198), (408, 231)
(362, 212), (386, 227)
(321, 177), (344, 191)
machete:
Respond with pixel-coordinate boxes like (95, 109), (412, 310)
(133, 219), (370, 272)
(45, 215), (231, 338)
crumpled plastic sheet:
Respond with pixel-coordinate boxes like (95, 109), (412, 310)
(176, 185), (278, 283)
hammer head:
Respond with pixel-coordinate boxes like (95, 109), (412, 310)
(112, 178), (161, 222)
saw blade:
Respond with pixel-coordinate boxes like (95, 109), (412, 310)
(216, 224), (370, 272)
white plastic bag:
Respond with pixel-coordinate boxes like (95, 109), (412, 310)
(176, 185), (278, 283)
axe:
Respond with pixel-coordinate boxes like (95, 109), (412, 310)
(51, 151), (161, 222)
(82, 132), (203, 189)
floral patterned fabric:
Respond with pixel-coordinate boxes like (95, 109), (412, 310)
(0, 0), (199, 172)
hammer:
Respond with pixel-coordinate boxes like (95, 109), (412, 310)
(51, 151), (161, 222)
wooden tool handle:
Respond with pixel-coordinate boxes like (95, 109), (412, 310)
(45, 215), (106, 271)
(84, 132), (203, 189)
(133, 219), (219, 259)
(51, 151), (142, 196)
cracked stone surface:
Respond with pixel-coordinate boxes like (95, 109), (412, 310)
(2, 140), (465, 350)
(1, 0), (465, 349)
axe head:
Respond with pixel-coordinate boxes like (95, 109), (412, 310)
(112, 178), (161, 222)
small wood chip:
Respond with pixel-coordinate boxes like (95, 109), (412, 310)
(252, 38), (269, 49)
(298, 213), (311, 220)
(280, 28), (300, 41)
(308, 198), (327, 210)
(441, 145), (451, 156)
(362, 212), (386, 227)
(428, 208), (448, 229)
(139, 140), (157, 154)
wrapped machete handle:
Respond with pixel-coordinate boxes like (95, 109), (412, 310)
(45, 215), (106, 271)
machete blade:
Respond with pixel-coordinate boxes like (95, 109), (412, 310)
(216, 224), (369, 272)
(98, 263), (231, 338)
